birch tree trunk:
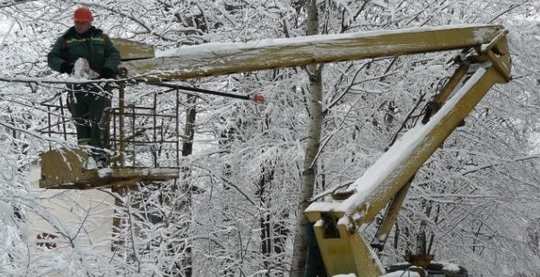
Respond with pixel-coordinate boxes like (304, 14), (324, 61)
(290, 0), (323, 276)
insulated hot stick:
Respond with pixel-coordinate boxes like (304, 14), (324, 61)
(151, 82), (265, 103)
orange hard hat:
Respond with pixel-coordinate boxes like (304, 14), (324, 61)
(73, 7), (93, 23)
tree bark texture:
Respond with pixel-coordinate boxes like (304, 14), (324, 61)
(290, 0), (323, 276)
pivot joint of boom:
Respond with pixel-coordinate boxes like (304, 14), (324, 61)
(423, 29), (511, 123)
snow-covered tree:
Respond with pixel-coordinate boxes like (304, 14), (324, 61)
(0, 0), (538, 276)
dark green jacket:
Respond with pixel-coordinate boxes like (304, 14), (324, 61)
(48, 26), (120, 77)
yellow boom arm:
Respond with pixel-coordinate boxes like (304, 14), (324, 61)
(118, 24), (510, 276)
(304, 28), (511, 276)
(123, 24), (507, 81)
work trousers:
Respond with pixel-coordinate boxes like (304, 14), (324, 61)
(67, 84), (112, 157)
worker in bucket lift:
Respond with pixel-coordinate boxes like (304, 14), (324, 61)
(47, 6), (121, 168)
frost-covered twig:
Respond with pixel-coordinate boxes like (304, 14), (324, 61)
(125, 193), (142, 273)
(461, 155), (540, 176)
(192, 164), (257, 206)
(0, 0), (36, 8)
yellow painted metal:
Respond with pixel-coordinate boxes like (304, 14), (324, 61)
(123, 24), (504, 81)
(305, 30), (511, 276)
(481, 34), (511, 81)
(110, 38), (155, 61)
(40, 24), (512, 276)
(39, 148), (178, 190)
(39, 148), (92, 188)
(314, 218), (384, 277)
(487, 50), (511, 81)
(373, 180), (412, 245)
(306, 64), (508, 276)
(346, 66), (505, 226)
(374, 53), (504, 218)
(434, 64), (470, 106)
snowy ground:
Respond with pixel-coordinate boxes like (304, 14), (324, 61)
(27, 163), (114, 257)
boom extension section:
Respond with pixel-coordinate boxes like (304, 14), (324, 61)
(304, 28), (511, 276)
(124, 24), (506, 81)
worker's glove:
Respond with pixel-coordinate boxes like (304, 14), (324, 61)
(60, 62), (74, 74)
(100, 67), (118, 79)
(117, 66), (128, 78)
(73, 58), (99, 79)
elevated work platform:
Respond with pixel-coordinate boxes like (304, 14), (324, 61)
(38, 39), (181, 190)
(39, 148), (178, 190)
